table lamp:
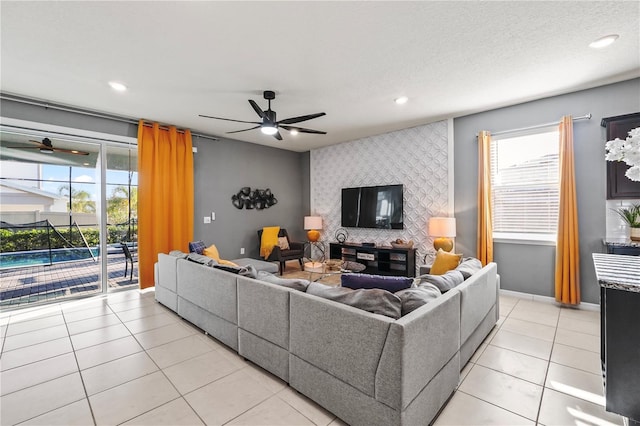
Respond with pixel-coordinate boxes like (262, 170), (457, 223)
(304, 216), (323, 242)
(428, 217), (456, 252)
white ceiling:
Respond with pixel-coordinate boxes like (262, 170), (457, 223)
(1, 1), (639, 152)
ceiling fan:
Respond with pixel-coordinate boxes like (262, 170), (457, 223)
(199, 90), (326, 141)
(6, 138), (90, 155)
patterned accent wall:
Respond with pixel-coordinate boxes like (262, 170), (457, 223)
(310, 120), (450, 266)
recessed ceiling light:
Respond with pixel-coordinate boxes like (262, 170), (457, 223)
(108, 81), (127, 92)
(589, 34), (619, 49)
(395, 96), (408, 105)
(290, 129), (299, 136)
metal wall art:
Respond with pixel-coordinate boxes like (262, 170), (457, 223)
(231, 187), (277, 210)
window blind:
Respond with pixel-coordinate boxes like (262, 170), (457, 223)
(490, 131), (559, 237)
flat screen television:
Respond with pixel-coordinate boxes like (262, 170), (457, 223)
(341, 184), (404, 229)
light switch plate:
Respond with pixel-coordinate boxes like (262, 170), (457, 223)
(204, 216), (211, 224)
(211, 212), (215, 220)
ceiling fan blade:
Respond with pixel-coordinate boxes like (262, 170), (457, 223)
(199, 114), (261, 125)
(248, 100), (266, 119)
(226, 125), (261, 134)
(280, 125), (327, 135)
(52, 148), (90, 155)
(27, 140), (47, 146)
(6, 146), (42, 149)
(273, 131), (283, 141)
(278, 112), (326, 125)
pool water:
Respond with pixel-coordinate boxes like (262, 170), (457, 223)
(0, 247), (101, 269)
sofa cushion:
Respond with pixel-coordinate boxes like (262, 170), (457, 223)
(395, 283), (442, 316)
(415, 270), (465, 293)
(188, 240), (207, 255)
(341, 273), (413, 293)
(169, 250), (188, 258)
(430, 249), (462, 275)
(257, 271), (310, 292)
(186, 253), (217, 267)
(306, 282), (402, 319)
(456, 257), (483, 280)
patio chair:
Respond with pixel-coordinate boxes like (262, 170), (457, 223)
(121, 243), (137, 282)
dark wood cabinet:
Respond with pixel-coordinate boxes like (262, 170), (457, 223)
(329, 243), (416, 277)
(602, 112), (640, 199)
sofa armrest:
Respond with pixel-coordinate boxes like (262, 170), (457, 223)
(375, 288), (461, 410)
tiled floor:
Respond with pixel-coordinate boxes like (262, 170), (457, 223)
(0, 289), (624, 425)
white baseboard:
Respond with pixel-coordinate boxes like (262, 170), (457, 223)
(499, 289), (600, 311)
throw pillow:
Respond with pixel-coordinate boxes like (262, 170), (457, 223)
(341, 273), (413, 293)
(430, 249), (462, 275)
(455, 257), (483, 280)
(395, 283), (442, 316)
(307, 282), (402, 319)
(188, 240), (206, 255)
(218, 259), (240, 267)
(277, 236), (290, 250)
(257, 271), (310, 292)
(203, 244), (221, 261)
(415, 270), (465, 292)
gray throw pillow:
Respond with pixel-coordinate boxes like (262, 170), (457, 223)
(306, 282), (402, 319)
(186, 253), (217, 267)
(169, 250), (188, 258)
(395, 283), (441, 316)
(415, 270), (465, 292)
(257, 271), (310, 292)
(455, 257), (483, 279)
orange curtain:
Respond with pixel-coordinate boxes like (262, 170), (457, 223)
(137, 121), (194, 289)
(477, 130), (493, 265)
(555, 116), (580, 305)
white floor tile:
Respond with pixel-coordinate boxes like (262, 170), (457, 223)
(550, 343), (601, 375)
(70, 323), (131, 350)
(1, 352), (78, 396)
(0, 372), (85, 425)
(163, 349), (241, 394)
(65, 313), (120, 335)
(559, 307), (600, 323)
(122, 397), (204, 425)
(538, 388), (623, 426)
(134, 322), (195, 350)
(123, 312), (179, 334)
(107, 297), (156, 313)
(242, 363), (288, 394)
(2, 324), (69, 352)
(490, 329), (553, 360)
(75, 335), (143, 370)
(0, 337), (73, 371)
(17, 398), (93, 426)
(545, 362), (604, 406)
(554, 327), (600, 353)
(227, 394), (315, 425)
(277, 387), (336, 426)
(81, 351), (158, 395)
(501, 317), (556, 342)
(557, 316), (600, 336)
(115, 303), (168, 322)
(146, 334), (214, 369)
(9, 305), (62, 323)
(434, 391), (534, 425)
(89, 371), (180, 425)
(476, 345), (549, 385)
(508, 306), (559, 327)
(458, 365), (543, 421)
(184, 369), (273, 425)
(5, 314), (65, 337)
(470, 343), (488, 363)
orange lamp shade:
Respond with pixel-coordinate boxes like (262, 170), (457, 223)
(304, 216), (322, 242)
(428, 217), (456, 252)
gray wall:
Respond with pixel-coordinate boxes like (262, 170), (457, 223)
(192, 135), (306, 259)
(454, 78), (640, 304)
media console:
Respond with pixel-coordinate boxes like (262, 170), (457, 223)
(329, 243), (416, 277)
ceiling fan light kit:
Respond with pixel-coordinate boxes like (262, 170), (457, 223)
(7, 137), (90, 156)
(199, 90), (326, 140)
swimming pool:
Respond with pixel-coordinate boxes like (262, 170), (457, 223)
(0, 247), (101, 269)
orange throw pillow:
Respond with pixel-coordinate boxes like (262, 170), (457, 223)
(430, 249), (462, 275)
(203, 244), (221, 262)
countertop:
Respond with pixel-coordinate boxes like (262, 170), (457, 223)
(592, 253), (640, 293)
(603, 238), (640, 248)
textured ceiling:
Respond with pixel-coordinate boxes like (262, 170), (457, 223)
(1, 1), (639, 152)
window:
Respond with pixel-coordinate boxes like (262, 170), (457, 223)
(491, 129), (559, 242)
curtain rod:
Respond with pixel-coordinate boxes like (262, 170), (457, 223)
(479, 114), (592, 138)
(0, 93), (218, 141)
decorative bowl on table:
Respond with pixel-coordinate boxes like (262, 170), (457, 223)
(325, 259), (343, 271)
(390, 239), (414, 249)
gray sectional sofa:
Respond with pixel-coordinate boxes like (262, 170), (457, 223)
(155, 253), (499, 425)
